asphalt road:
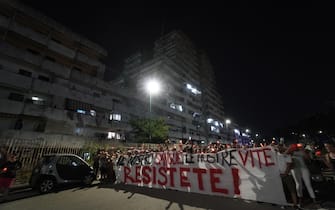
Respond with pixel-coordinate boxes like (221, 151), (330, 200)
(0, 183), (334, 210)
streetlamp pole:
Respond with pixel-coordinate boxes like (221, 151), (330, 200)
(149, 92), (152, 142)
(225, 119), (231, 143)
(145, 79), (161, 143)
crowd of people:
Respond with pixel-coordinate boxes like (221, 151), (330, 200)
(1, 138), (334, 206)
(90, 139), (335, 209)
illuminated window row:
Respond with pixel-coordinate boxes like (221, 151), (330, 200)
(206, 118), (224, 128)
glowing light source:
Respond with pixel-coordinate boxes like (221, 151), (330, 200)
(145, 79), (161, 95)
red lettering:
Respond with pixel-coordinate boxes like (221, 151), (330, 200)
(231, 168), (240, 195)
(250, 150), (255, 167)
(124, 166), (134, 183)
(168, 167), (177, 187)
(253, 150), (262, 168)
(263, 148), (275, 166)
(152, 166), (157, 184)
(179, 167), (191, 187)
(193, 168), (207, 190)
(135, 166), (141, 183)
(209, 168), (228, 194)
(238, 150), (249, 166)
(142, 166), (151, 184)
(158, 167), (167, 185)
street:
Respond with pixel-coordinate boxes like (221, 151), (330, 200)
(0, 183), (314, 210)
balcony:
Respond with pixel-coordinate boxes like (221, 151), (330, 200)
(0, 98), (24, 114)
(23, 103), (47, 117)
(0, 69), (32, 90)
(48, 40), (76, 59)
(10, 22), (48, 45)
(42, 60), (71, 78)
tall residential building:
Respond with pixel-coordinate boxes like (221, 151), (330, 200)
(0, 1), (238, 144)
(0, 0), (134, 141)
(118, 30), (232, 143)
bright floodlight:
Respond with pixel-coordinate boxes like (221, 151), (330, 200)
(225, 119), (231, 124)
(146, 79), (161, 95)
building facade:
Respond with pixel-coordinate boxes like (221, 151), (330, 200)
(0, 0), (135, 141)
(117, 30), (235, 143)
(0, 1), (237, 144)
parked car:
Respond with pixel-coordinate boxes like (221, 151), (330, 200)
(29, 154), (96, 193)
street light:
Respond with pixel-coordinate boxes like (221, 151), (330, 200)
(145, 79), (161, 142)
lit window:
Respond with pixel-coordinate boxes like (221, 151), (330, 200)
(186, 84), (192, 89)
(170, 103), (183, 112)
(210, 126), (219, 133)
(90, 110), (96, 117)
(219, 123), (224, 128)
(234, 129), (240, 134)
(108, 132), (116, 139)
(207, 118), (213, 123)
(32, 96), (40, 101)
(116, 133), (121, 140)
(214, 121), (219, 126)
(186, 83), (201, 95)
(169, 103), (176, 109)
(192, 112), (200, 118)
(109, 114), (121, 121)
(76, 109), (86, 114)
(31, 96), (45, 105)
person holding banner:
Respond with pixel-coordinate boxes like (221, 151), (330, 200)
(287, 143), (317, 208)
(276, 144), (300, 210)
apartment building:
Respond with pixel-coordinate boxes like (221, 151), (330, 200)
(118, 30), (234, 143)
(0, 1), (239, 144)
(0, 0), (136, 141)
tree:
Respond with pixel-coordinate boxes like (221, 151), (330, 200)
(129, 118), (169, 143)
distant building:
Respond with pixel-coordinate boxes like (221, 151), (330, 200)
(0, 1), (238, 144)
(115, 30), (236, 143)
(0, 0), (133, 141)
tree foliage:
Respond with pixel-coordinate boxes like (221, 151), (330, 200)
(130, 118), (169, 143)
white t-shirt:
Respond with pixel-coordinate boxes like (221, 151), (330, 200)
(277, 152), (292, 174)
(292, 150), (307, 169)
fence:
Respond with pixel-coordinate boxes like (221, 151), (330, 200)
(0, 137), (162, 186)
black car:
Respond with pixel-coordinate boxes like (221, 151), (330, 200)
(29, 154), (96, 193)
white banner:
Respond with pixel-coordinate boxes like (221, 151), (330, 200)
(115, 146), (287, 205)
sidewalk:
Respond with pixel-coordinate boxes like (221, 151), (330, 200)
(0, 184), (35, 203)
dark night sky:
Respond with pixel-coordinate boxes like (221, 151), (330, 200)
(21, 1), (334, 136)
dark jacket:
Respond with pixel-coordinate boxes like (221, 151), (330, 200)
(0, 160), (22, 178)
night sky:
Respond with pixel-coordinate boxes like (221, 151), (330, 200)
(21, 1), (334, 136)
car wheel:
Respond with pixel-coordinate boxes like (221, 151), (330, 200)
(83, 175), (94, 185)
(39, 178), (55, 193)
